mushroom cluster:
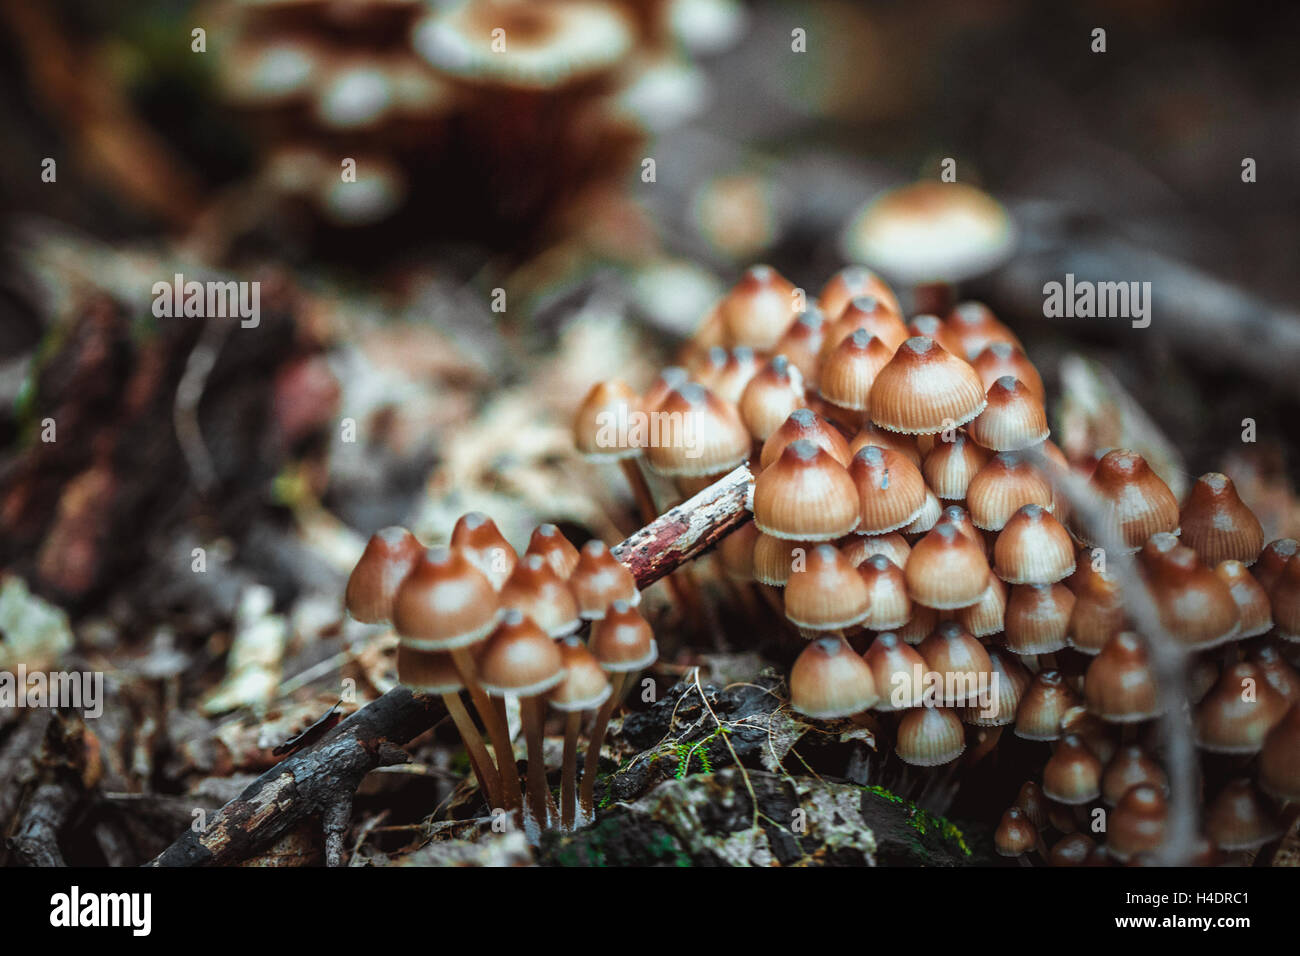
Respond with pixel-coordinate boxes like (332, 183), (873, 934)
(211, 0), (743, 232)
(343, 515), (657, 838)
(574, 262), (1299, 863)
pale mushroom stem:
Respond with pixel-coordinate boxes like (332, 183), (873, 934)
(561, 711), (582, 829)
(579, 670), (629, 821)
(441, 692), (502, 811)
(450, 647), (523, 812)
(521, 696), (552, 832)
(619, 458), (659, 526)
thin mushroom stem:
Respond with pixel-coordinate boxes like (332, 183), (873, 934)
(442, 692), (502, 811)
(579, 670), (629, 823)
(521, 696), (552, 834)
(450, 647), (523, 813)
(619, 458), (659, 526)
(561, 711), (582, 830)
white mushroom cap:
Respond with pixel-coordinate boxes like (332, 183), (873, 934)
(843, 181), (1016, 285)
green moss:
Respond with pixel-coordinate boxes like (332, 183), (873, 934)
(860, 784), (971, 857)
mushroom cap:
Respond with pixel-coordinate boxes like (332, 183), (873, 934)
(569, 540), (640, 620)
(967, 377), (1049, 452)
(1179, 472), (1265, 567)
(1015, 669), (1080, 741)
(345, 526), (424, 624)
(868, 336), (987, 435)
(753, 440), (860, 541)
(477, 611), (566, 697)
(818, 266), (901, 319)
(760, 408), (851, 471)
(413, 0), (635, 90)
(1204, 779), (1283, 851)
(966, 452), (1054, 532)
(917, 621), (993, 707)
(450, 512), (518, 590)
(857, 556), (911, 631)
(895, 706), (966, 766)
(738, 355), (805, 441)
(784, 543), (872, 631)
(789, 635), (878, 719)
(1077, 449), (1180, 550)
(499, 554), (581, 637)
(548, 636), (612, 712)
(863, 632), (926, 711)
(644, 383), (750, 477)
(1107, 784), (1168, 862)
(573, 380), (643, 461)
(1084, 631), (1161, 724)
(994, 806), (1038, 857)
(1260, 703), (1300, 801)
(1138, 533), (1240, 650)
(970, 341), (1045, 402)
(922, 432), (991, 501)
(392, 547), (500, 650)
(1101, 745), (1168, 807)
(843, 181), (1015, 285)
(716, 265), (797, 350)
(1004, 583), (1074, 655)
(818, 329), (894, 413)
(994, 504), (1076, 585)
(904, 523), (990, 610)
(848, 445), (928, 535)
(1043, 735), (1103, 805)
(819, 295), (910, 362)
(944, 302), (1023, 361)
(524, 523), (581, 580)
(1195, 661), (1288, 754)
(588, 599), (658, 672)
(396, 645), (464, 696)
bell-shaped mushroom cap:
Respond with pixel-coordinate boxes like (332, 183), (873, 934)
(1204, 778), (1284, 851)
(994, 806), (1038, 857)
(738, 354), (806, 441)
(966, 452), (1054, 532)
(868, 336), (987, 435)
(451, 512), (518, 591)
(716, 264), (798, 350)
(789, 636), (878, 719)
(1083, 631), (1161, 724)
(971, 341), (1045, 402)
(922, 432), (991, 501)
(849, 445), (928, 535)
(500, 554), (581, 637)
(589, 599), (658, 672)
(843, 181), (1016, 285)
(1015, 669), (1081, 741)
(644, 383), (750, 478)
(548, 636), (612, 712)
(1004, 583), (1074, 655)
(994, 505), (1075, 585)
(917, 621), (993, 707)
(1260, 703), (1300, 801)
(476, 610), (566, 697)
(524, 523), (581, 580)
(863, 632), (926, 711)
(784, 543), (872, 631)
(943, 302), (1023, 361)
(1106, 784), (1168, 862)
(346, 526), (423, 624)
(573, 380), (643, 461)
(761, 408), (851, 471)
(1101, 745), (1168, 807)
(753, 440), (860, 541)
(392, 547), (500, 650)
(967, 376), (1049, 452)
(904, 522), (990, 610)
(818, 329), (894, 414)
(1077, 449), (1180, 551)
(1042, 734), (1103, 805)
(1138, 533), (1239, 650)
(396, 645), (463, 696)
(569, 540), (640, 620)
(895, 706), (966, 766)
(1195, 662), (1288, 754)
(1179, 472), (1264, 567)
(819, 266), (901, 321)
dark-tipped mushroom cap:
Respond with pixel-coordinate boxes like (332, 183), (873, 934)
(345, 526), (423, 624)
(392, 547), (500, 650)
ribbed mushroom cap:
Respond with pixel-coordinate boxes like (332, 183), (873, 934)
(752, 532), (814, 586)
(903, 489), (942, 534)
(937, 505), (988, 555)
(994, 807), (1038, 857)
(573, 380), (643, 461)
(346, 526), (423, 624)
(818, 266), (901, 320)
(499, 554), (581, 637)
(588, 599), (657, 672)
(1195, 662), (1288, 754)
(849, 423), (922, 467)
(956, 575), (1007, 638)
(970, 341), (1046, 402)
(784, 544), (872, 631)
(819, 295), (910, 361)
(904, 523), (991, 610)
(1101, 745), (1168, 807)
(818, 329), (893, 414)
(1084, 631), (1160, 723)
(1179, 472), (1264, 567)
(770, 307), (828, 386)
(641, 366), (691, 414)
(917, 621), (994, 707)
(738, 355), (805, 440)
(716, 264), (797, 350)
(450, 512), (518, 591)
(524, 523), (580, 580)
(1255, 537), (1299, 592)
(1260, 703), (1300, 801)
(396, 645), (463, 695)
(702, 347), (762, 404)
(893, 604), (939, 646)
(1015, 669), (1081, 741)
(1205, 779), (1283, 851)
(921, 432), (991, 501)
(848, 445), (928, 535)
(1066, 554), (1126, 655)
(753, 440), (860, 541)
(966, 452), (1054, 532)
(413, 0), (634, 90)
(1107, 784), (1168, 862)
(967, 377), (1049, 452)
(961, 646), (1029, 727)
(1269, 549), (1300, 642)
(895, 706), (966, 766)
(1043, 734), (1103, 805)
(943, 302), (1023, 361)
(1004, 583), (1074, 655)
(844, 181), (1015, 285)
(840, 531), (911, 570)
(994, 504), (1075, 585)
(868, 336), (987, 435)
(1215, 560), (1273, 638)
(905, 315), (964, 358)
(1138, 533), (1239, 650)
(761, 408), (851, 471)
(644, 383), (750, 477)
(476, 611), (566, 697)
(547, 636), (612, 712)
(392, 547), (500, 650)
(789, 635), (878, 718)
(857, 556), (912, 631)
(569, 541), (639, 621)
(1078, 449), (1180, 551)
(863, 632), (926, 711)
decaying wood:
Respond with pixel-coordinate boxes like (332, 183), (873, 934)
(150, 465), (757, 866)
(8, 782), (76, 867)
